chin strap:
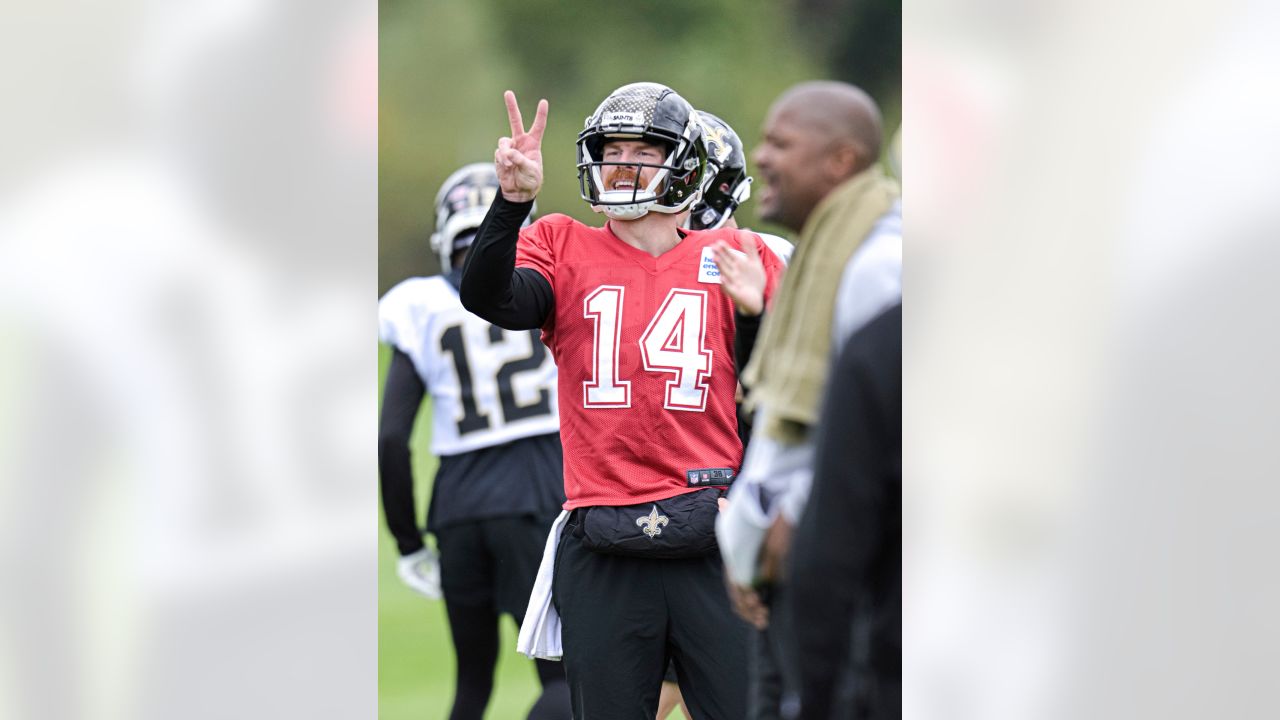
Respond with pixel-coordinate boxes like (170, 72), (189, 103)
(713, 176), (754, 229)
(733, 176), (754, 206)
(598, 202), (651, 220)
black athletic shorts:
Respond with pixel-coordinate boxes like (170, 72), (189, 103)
(435, 513), (557, 618)
(553, 510), (750, 719)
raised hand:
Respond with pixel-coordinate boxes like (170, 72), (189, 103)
(495, 90), (548, 203)
(713, 236), (767, 316)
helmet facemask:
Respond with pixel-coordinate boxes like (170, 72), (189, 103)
(690, 162), (753, 230)
(576, 83), (707, 220)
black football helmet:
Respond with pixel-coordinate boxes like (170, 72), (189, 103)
(686, 111), (752, 231)
(430, 163), (534, 272)
(576, 82), (707, 220)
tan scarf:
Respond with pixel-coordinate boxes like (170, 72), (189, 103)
(743, 166), (900, 443)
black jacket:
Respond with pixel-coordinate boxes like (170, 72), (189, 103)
(788, 304), (901, 719)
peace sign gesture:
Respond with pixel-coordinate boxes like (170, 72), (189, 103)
(495, 90), (548, 203)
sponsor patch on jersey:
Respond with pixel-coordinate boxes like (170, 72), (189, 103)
(685, 467), (736, 487)
(698, 246), (746, 284)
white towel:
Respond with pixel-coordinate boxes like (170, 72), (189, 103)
(517, 509), (570, 660)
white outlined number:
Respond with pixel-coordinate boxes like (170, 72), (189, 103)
(583, 286), (632, 407)
(583, 286), (712, 411)
(640, 290), (712, 411)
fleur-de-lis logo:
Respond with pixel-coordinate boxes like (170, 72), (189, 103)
(636, 506), (670, 538)
(705, 127), (731, 163)
(694, 115), (732, 163)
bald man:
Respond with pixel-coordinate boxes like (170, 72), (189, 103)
(754, 81), (885, 233)
(715, 81), (902, 719)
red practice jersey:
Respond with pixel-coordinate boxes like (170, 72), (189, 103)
(516, 214), (784, 509)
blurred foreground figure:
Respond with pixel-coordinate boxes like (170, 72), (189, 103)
(789, 304), (901, 719)
(0, 2), (377, 717)
(716, 81), (901, 719)
(379, 163), (569, 720)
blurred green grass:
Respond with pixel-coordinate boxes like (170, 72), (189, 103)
(379, 344), (544, 719)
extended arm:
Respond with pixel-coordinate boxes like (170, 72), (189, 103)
(378, 348), (426, 556)
(458, 196), (554, 329)
(459, 91), (554, 330)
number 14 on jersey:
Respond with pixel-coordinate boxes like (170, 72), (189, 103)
(583, 285), (713, 412)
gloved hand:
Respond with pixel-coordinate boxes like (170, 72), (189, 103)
(396, 546), (442, 600)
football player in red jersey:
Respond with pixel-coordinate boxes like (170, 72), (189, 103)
(461, 83), (785, 719)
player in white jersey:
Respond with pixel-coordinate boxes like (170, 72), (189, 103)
(378, 163), (569, 720)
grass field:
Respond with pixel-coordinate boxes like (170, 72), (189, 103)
(379, 345), (543, 719)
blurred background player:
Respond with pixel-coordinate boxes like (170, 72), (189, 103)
(378, 163), (570, 720)
(690, 109), (799, 720)
(690, 109), (794, 448)
(649, 109), (795, 720)
(463, 84), (785, 720)
(687, 111), (794, 263)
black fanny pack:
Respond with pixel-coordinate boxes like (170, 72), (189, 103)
(578, 488), (725, 559)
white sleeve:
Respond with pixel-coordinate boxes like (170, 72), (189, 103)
(756, 232), (795, 266)
(716, 482), (772, 586)
(718, 421), (816, 584)
(832, 204), (902, 347)
(776, 439), (817, 526)
(378, 280), (419, 352)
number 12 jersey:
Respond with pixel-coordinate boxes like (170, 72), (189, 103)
(379, 276), (560, 456)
